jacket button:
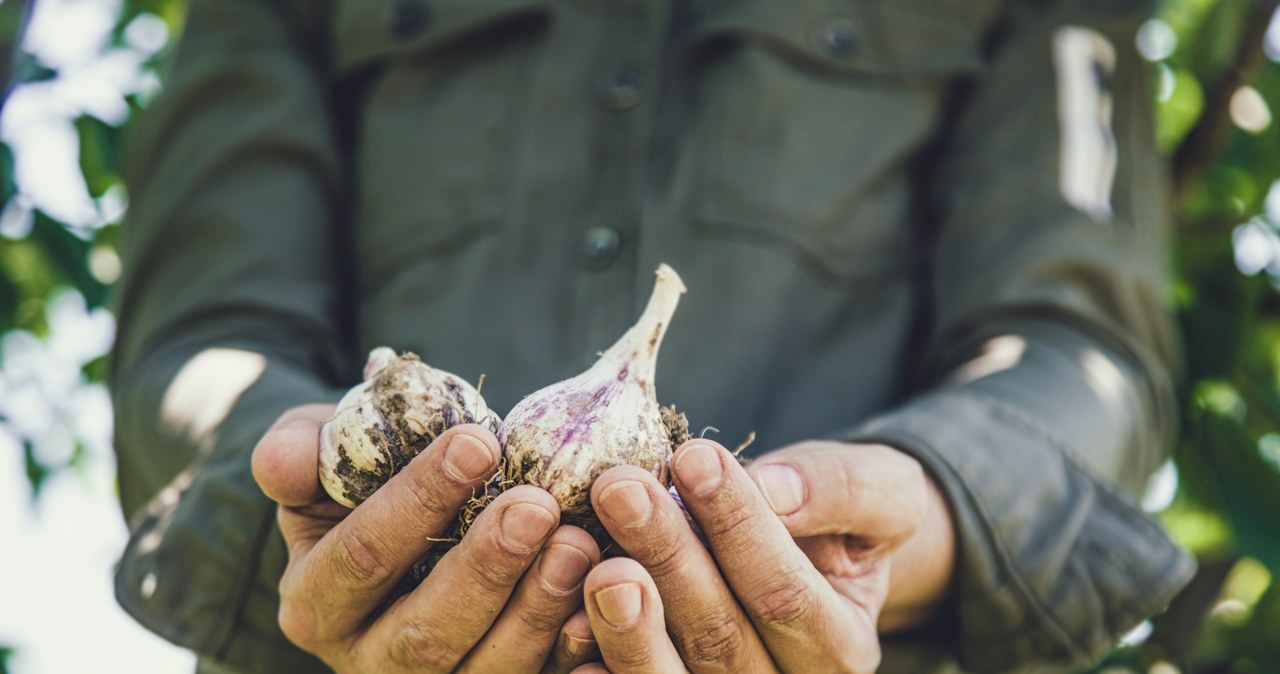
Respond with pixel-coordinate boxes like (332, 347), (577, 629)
(579, 227), (622, 267)
(596, 70), (644, 111)
(817, 18), (858, 58)
(389, 0), (430, 39)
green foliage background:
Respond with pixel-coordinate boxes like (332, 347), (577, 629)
(1, 0), (1278, 671)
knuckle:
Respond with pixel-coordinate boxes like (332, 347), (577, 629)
(277, 602), (318, 651)
(403, 465), (457, 517)
(277, 567), (304, 605)
(607, 641), (657, 671)
(745, 574), (815, 628)
(390, 620), (458, 670)
(677, 619), (746, 669)
(701, 496), (755, 541)
(633, 536), (686, 583)
(333, 528), (394, 585)
(514, 599), (568, 635)
(465, 537), (527, 594)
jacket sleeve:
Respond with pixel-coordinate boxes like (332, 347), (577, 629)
(110, 0), (344, 670)
(842, 1), (1195, 670)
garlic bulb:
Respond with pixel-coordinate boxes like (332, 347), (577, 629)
(498, 264), (690, 528)
(319, 348), (500, 508)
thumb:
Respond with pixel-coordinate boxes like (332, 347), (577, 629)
(746, 441), (929, 547)
(252, 403), (338, 507)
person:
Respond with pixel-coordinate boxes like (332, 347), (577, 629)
(108, 0), (1195, 671)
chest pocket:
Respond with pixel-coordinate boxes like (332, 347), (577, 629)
(332, 0), (553, 277)
(687, 0), (998, 281)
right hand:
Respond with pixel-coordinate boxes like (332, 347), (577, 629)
(251, 404), (601, 673)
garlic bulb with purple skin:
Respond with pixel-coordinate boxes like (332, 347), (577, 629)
(319, 348), (500, 508)
(498, 264), (691, 530)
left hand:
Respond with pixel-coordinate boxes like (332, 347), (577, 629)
(572, 439), (954, 673)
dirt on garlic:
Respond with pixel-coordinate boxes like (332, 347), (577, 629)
(318, 348), (500, 508)
(317, 264), (693, 581)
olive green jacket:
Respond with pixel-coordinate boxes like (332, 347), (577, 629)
(110, 0), (1194, 671)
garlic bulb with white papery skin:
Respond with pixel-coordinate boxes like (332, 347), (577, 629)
(497, 264), (691, 531)
(319, 348), (500, 508)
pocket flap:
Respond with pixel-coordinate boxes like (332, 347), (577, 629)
(334, 0), (553, 73)
(697, 0), (991, 77)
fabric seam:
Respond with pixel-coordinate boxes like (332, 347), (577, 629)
(213, 497), (280, 662)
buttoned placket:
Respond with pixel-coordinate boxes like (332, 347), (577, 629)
(564, 0), (676, 362)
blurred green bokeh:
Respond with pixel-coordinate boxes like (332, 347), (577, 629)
(1, 0), (1278, 671)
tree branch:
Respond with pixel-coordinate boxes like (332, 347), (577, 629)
(1173, 0), (1280, 202)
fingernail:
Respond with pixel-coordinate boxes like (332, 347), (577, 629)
(501, 503), (557, 550)
(674, 443), (724, 496)
(594, 583), (642, 628)
(564, 634), (596, 657)
(598, 480), (653, 528)
(756, 464), (806, 516)
(539, 544), (592, 592)
(443, 434), (496, 482)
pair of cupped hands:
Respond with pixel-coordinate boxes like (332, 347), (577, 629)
(251, 403), (954, 673)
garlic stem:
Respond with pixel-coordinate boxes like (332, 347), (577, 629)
(496, 264), (689, 527)
(602, 263), (686, 382)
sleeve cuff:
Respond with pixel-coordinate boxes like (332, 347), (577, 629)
(840, 389), (1195, 672)
(114, 361), (337, 673)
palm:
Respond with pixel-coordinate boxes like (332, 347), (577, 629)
(795, 533), (893, 627)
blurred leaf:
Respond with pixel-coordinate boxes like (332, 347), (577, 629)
(0, 142), (16, 205)
(23, 440), (48, 498)
(1189, 411), (1280, 570)
(75, 115), (122, 199)
(82, 353), (110, 383)
(118, 0), (188, 39)
(94, 222), (122, 248)
(1186, 0), (1252, 83)
(0, 644), (12, 674)
(0, 264), (16, 335)
(10, 51), (56, 85)
(0, 0), (34, 108)
(1222, 557), (1272, 609)
(1175, 243), (1258, 380)
(27, 211), (107, 308)
(0, 238), (57, 335)
(1156, 0), (1219, 43)
(1238, 375), (1280, 434)
(1161, 498), (1235, 555)
(1158, 66), (1206, 153)
(1224, 580), (1280, 669)
(69, 441), (87, 472)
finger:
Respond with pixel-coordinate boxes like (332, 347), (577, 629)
(367, 486), (559, 673)
(584, 559), (688, 674)
(459, 526), (600, 673)
(276, 499), (352, 561)
(592, 467), (774, 673)
(569, 666), (609, 674)
(279, 425), (501, 645)
(544, 610), (599, 674)
(672, 441), (879, 674)
(747, 442), (928, 546)
(252, 403), (338, 507)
